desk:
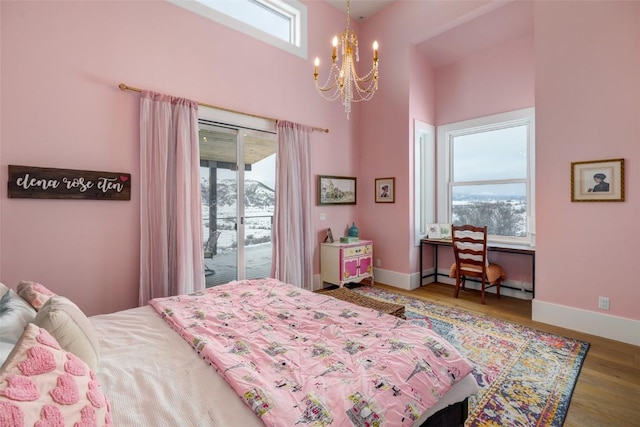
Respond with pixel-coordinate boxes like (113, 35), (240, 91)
(419, 238), (536, 297)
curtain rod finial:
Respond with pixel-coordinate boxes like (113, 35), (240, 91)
(118, 83), (127, 91)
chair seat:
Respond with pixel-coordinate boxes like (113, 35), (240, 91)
(449, 262), (506, 285)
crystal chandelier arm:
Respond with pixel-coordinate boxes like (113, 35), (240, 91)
(349, 57), (378, 89)
(315, 63), (342, 96)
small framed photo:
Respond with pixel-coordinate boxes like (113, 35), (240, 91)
(427, 224), (441, 239)
(324, 228), (334, 243)
(438, 224), (452, 239)
(426, 223), (452, 239)
(571, 158), (624, 202)
(318, 175), (357, 205)
(375, 177), (395, 203)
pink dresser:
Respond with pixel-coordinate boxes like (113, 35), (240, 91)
(320, 240), (373, 287)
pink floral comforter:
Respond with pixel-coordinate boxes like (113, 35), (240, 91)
(149, 279), (473, 426)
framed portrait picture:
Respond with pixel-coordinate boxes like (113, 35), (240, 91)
(318, 175), (357, 205)
(375, 177), (395, 203)
(571, 158), (624, 202)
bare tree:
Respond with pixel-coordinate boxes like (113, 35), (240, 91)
(453, 201), (525, 237)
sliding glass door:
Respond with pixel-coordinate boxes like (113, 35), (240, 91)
(199, 121), (276, 287)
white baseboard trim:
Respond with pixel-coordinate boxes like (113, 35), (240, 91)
(371, 267), (531, 300)
(532, 300), (640, 346)
(313, 274), (323, 290)
(371, 267), (415, 290)
(425, 272), (532, 300)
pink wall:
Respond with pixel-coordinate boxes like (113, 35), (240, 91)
(0, 0), (357, 315)
(2, 1), (637, 326)
(435, 34), (535, 125)
(407, 47), (436, 271)
(0, 2), (497, 316)
(357, 0), (639, 325)
(354, 0), (493, 275)
(426, 34), (536, 285)
(534, 1), (640, 319)
(0, 0), (3, 278)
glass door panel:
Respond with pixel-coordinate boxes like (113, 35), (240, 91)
(200, 124), (238, 286)
(199, 122), (276, 287)
(242, 131), (276, 280)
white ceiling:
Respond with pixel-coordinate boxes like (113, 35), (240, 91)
(325, 0), (396, 21)
(324, 0), (534, 68)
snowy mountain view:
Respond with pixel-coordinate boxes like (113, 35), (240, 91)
(201, 178), (275, 252)
(452, 194), (527, 237)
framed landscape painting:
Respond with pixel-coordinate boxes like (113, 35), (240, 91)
(318, 175), (357, 205)
(571, 158), (624, 202)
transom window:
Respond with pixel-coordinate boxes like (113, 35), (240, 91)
(168, 0), (307, 58)
(434, 108), (535, 246)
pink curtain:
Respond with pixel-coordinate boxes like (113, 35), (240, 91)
(271, 121), (314, 290)
(139, 91), (205, 304)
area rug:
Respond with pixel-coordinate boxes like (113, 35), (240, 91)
(351, 286), (590, 427)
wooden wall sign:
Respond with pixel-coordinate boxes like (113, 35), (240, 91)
(8, 165), (131, 200)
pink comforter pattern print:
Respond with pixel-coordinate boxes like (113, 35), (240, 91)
(149, 279), (473, 426)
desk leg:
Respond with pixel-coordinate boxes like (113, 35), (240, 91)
(532, 254), (535, 298)
(434, 245), (439, 283)
(420, 242), (423, 286)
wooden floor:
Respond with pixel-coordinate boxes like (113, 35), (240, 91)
(369, 282), (640, 427)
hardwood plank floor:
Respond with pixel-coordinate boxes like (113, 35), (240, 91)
(369, 282), (640, 427)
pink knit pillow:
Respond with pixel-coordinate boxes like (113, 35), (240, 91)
(16, 281), (57, 311)
(0, 324), (111, 426)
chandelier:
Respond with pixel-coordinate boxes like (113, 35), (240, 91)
(313, 0), (379, 118)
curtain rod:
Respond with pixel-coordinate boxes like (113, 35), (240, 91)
(118, 83), (329, 133)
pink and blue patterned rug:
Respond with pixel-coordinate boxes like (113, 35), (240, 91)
(351, 286), (589, 427)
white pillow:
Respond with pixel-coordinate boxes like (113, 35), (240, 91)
(33, 296), (100, 371)
(0, 284), (37, 368)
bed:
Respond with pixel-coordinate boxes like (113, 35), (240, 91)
(1, 279), (479, 426)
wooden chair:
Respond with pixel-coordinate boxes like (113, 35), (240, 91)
(451, 224), (505, 304)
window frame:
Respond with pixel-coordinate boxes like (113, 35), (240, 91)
(413, 120), (435, 246)
(167, 0), (308, 59)
(435, 107), (536, 247)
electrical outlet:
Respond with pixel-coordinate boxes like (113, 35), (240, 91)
(598, 296), (610, 310)
(376, 259), (381, 267)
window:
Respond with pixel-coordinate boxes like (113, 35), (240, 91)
(433, 108), (535, 246)
(168, 0), (307, 58)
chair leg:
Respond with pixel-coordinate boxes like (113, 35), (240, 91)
(454, 274), (461, 298)
(496, 279), (501, 299)
(480, 277), (486, 305)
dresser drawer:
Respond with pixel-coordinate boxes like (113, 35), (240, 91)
(343, 244), (372, 257)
